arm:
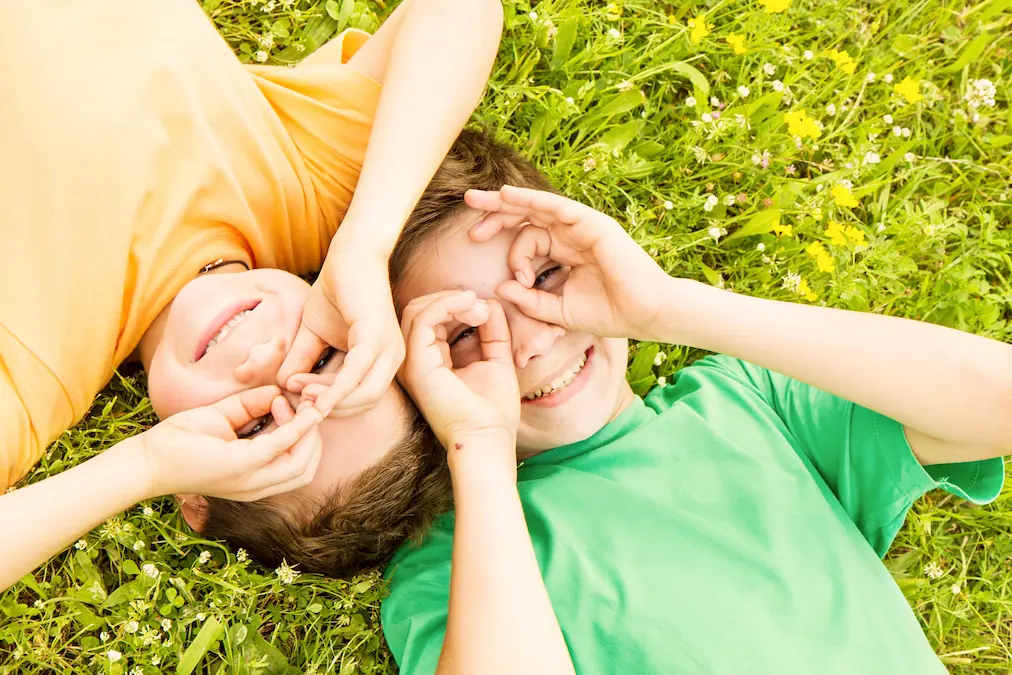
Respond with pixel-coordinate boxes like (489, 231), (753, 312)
(658, 280), (1012, 466)
(399, 292), (575, 675)
(0, 387), (323, 593)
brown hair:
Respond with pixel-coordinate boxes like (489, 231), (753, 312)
(389, 128), (555, 293)
(202, 405), (451, 578)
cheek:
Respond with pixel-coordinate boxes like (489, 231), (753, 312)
(146, 349), (228, 419)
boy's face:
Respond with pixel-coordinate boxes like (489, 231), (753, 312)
(145, 269), (408, 505)
(396, 209), (632, 454)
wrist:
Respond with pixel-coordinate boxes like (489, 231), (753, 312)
(106, 436), (160, 501)
(648, 277), (724, 346)
(445, 431), (518, 480)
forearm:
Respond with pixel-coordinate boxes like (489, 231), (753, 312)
(661, 279), (1012, 457)
(339, 0), (504, 255)
(438, 454), (574, 675)
(0, 438), (152, 591)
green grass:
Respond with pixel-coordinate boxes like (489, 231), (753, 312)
(2, 0), (1010, 672)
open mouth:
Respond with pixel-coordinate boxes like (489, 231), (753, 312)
(195, 300), (261, 361)
(523, 347), (593, 403)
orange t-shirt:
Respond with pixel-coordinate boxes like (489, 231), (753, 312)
(0, 1), (383, 488)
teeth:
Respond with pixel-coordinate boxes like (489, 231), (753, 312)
(524, 353), (588, 401)
(204, 309), (252, 355)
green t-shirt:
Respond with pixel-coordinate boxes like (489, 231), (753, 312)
(382, 356), (1004, 674)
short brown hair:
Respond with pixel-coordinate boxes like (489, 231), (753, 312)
(389, 128), (555, 293)
(202, 405), (451, 578)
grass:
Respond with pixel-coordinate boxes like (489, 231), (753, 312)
(2, 0), (1010, 672)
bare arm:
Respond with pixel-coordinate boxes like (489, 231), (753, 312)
(662, 279), (1012, 466)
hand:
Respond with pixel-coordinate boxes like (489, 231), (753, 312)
(399, 291), (520, 473)
(277, 235), (405, 418)
(466, 186), (672, 342)
(140, 386), (324, 501)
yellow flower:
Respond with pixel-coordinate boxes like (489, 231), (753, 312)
(726, 33), (747, 55)
(773, 223), (793, 238)
(687, 15), (711, 44)
(784, 109), (822, 139)
(894, 77), (923, 104)
(824, 49), (856, 75)
(831, 185), (860, 208)
(797, 277), (817, 301)
(759, 0), (791, 13)
(843, 225), (867, 246)
(806, 241), (836, 272)
(667, 14), (678, 25)
(825, 220), (848, 247)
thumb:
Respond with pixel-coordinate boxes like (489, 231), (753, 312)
(278, 325), (330, 389)
(496, 280), (566, 327)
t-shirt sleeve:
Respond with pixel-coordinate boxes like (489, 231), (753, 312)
(687, 356), (1004, 556)
(245, 29), (383, 239)
(381, 530), (454, 675)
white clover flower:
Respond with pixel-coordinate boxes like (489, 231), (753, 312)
(691, 145), (708, 163)
(825, 103), (837, 116)
(653, 352), (667, 367)
(710, 96), (721, 107)
(198, 550), (212, 565)
(255, 50), (269, 63)
(865, 72), (876, 83)
(607, 28), (621, 39)
(130, 668), (144, 675)
(275, 559), (301, 585)
(708, 226), (727, 242)
(196, 612), (207, 622)
(100, 632), (109, 642)
(657, 376), (667, 387)
(883, 114), (893, 124)
(545, 20), (558, 40)
(124, 620), (139, 634)
(582, 157), (597, 172)
(965, 79), (996, 109)
(617, 80), (633, 92)
(901, 127), (911, 137)
(771, 80), (784, 92)
(863, 151), (881, 165)
(723, 194), (737, 206)
(33, 600), (43, 608)
(701, 112), (713, 123)
(883, 73), (893, 83)
(703, 194), (719, 212)
(904, 152), (916, 163)
(565, 96), (575, 105)
(839, 178), (854, 189)
(107, 650), (122, 663)
(133, 540), (145, 551)
(757, 242), (766, 252)
(258, 32), (274, 49)
(74, 539), (87, 551)
(142, 563), (159, 578)
(162, 619), (172, 632)
(236, 548), (249, 563)
(152, 655), (161, 666)
(737, 85), (750, 98)
(763, 62), (776, 76)
(528, 11), (538, 20)
(663, 201), (674, 210)
(142, 506), (154, 517)
(951, 583), (961, 595)
(781, 272), (802, 293)
(685, 95), (697, 107)
(803, 49), (813, 60)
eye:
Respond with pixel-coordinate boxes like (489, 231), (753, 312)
(312, 346), (337, 374)
(534, 265), (563, 289)
(237, 414), (273, 439)
(449, 326), (477, 348)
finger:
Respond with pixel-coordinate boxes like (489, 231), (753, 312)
(286, 372), (336, 395)
(313, 343), (377, 416)
(271, 394), (296, 426)
(403, 292), (489, 379)
(468, 212), (530, 242)
(209, 385), (283, 430)
(496, 279), (566, 327)
(246, 423), (323, 493)
(250, 406), (324, 464)
(498, 185), (585, 226)
(475, 299), (513, 365)
(250, 438), (324, 500)
(508, 225), (554, 287)
(332, 347), (404, 411)
(400, 290), (472, 338)
(278, 326), (330, 389)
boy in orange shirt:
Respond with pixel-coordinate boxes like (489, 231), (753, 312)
(0, 0), (503, 590)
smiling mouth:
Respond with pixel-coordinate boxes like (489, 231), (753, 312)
(523, 349), (590, 402)
(197, 301), (261, 360)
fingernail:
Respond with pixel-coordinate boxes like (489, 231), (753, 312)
(474, 299), (489, 315)
(515, 271), (529, 286)
(287, 379), (305, 394)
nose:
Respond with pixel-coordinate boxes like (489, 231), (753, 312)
(507, 307), (565, 369)
(234, 335), (287, 386)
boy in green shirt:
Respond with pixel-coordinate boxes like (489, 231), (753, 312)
(373, 131), (1012, 675)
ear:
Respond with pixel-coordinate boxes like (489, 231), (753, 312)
(176, 494), (210, 532)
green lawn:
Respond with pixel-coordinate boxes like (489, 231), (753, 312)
(2, 0), (1010, 672)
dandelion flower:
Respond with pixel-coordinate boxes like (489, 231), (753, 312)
(763, 62), (776, 76)
(687, 15), (711, 44)
(759, 0), (791, 14)
(726, 33), (747, 55)
(824, 49), (856, 75)
(784, 109), (821, 139)
(703, 194), (719, 212)
(685, 95), (697, 107)
(806, 241), (836, 272)
(894, 77), (923, 104)
(831, 184), (860, 208)
(803, 49), (814, 60)
(737, 85), (751, 98)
